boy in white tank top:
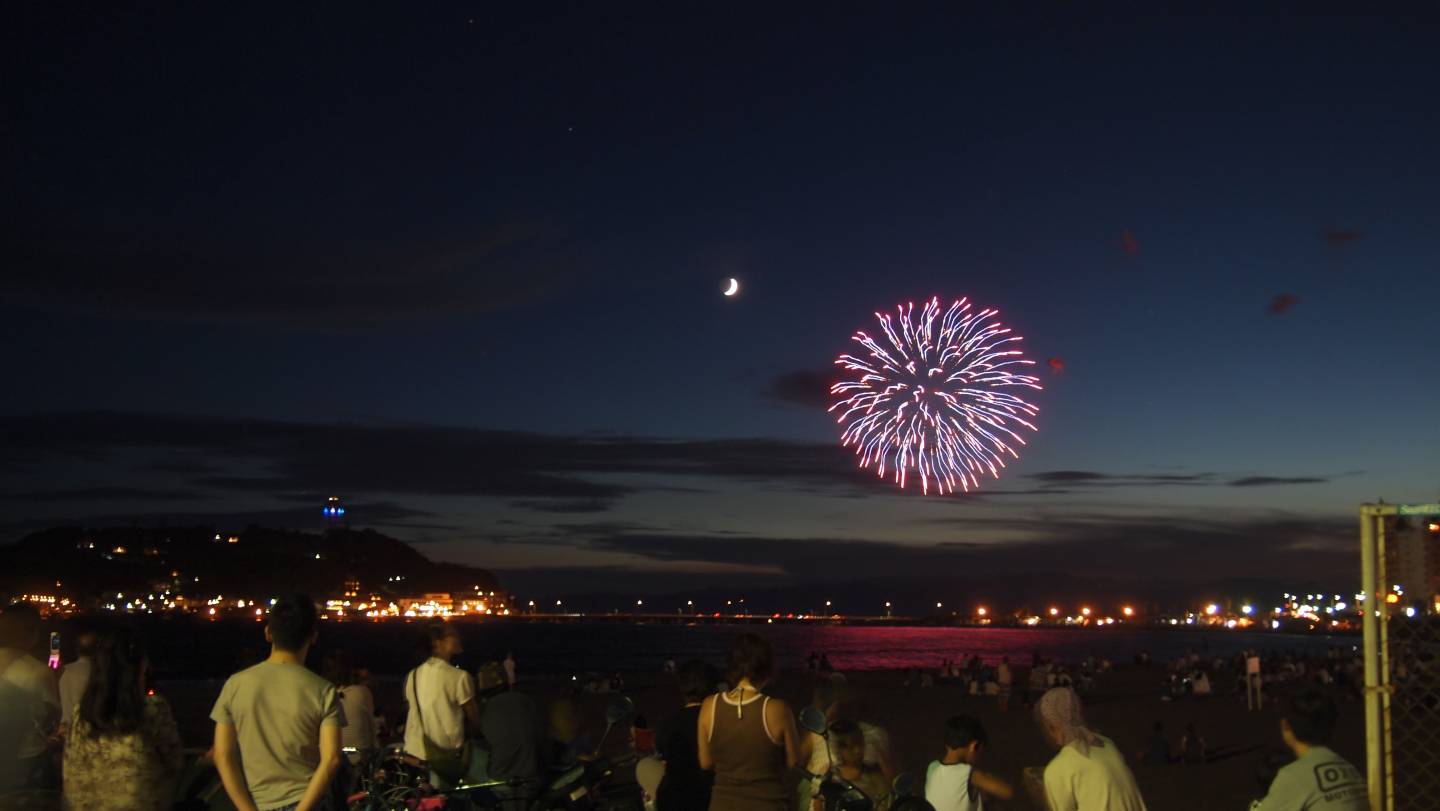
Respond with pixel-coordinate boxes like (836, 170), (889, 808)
(924, 715), (1014, 811)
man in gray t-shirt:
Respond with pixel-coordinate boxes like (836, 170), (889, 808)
(212, 594), (344, 811)
(1254, 690), (1365, 811)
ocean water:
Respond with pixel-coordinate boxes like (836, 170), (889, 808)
(94, 617), (1354, 678)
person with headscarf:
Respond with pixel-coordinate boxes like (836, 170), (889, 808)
(1033, 687), (1147, 811)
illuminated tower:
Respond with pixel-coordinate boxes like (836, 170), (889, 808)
(322, 496), (347, 530)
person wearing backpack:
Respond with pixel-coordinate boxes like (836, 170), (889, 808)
(402, 623), (482, 789)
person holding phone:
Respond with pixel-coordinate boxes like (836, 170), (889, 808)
(0, 602), (61, 793)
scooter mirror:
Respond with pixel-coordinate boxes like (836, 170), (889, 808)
(799, 705), (829, 735)
(606, 695), (635, 725)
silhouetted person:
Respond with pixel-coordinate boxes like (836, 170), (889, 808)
(656, 660), (716, 810)
(58, 623), (99, 737)
(0, 602), (59, 793)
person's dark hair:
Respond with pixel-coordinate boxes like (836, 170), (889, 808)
(831, 719), (864, 750)
(1282, 689), (1338, 745)
(78, 626), (148, 737)
(75, 624), (100, 658)
(943, 714), (988, 749)
(425, 621), (459, 650)
(676, 659), (716, 703)
(267, 593), (318, 652)
(1152, 720), (1164, 732)
(0, 602), (42, 649)
(726, 633), (774, 685)
(322, 649), (355, 686)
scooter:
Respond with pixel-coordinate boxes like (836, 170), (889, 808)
(530, 696), (644, 811)
(798, 707), (934, 811)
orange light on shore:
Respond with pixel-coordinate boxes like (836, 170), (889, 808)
(976, 606), (988, 617)
(1385, 593), (1400, 604)
(1122, 606), (1134, 617)
(1048, 607), (1059, 616)
(1080, 607), (1092, 617)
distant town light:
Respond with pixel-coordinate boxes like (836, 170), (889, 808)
(1080, 607), (1092, 617)
(1241, 605), (1254, 615)
(1049, 607), (1059, 616)
(976, 606), (987, 616)
(1205, 604), (1219, 615)
(1122, 606), (1134, 617)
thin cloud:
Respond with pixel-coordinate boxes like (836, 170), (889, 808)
(0, 487), (201, 502)
(1, 221), (574, 329)
(1024, 470), (1218, 487)
(1227, 476), (1329, 487)
(570, 512), (1353, 584)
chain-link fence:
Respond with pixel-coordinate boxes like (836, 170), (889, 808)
(1362, 503), (1440, 811)
(1386, 615), (1440, 809)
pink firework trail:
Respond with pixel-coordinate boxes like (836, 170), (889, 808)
(829, 297), (1042, 494)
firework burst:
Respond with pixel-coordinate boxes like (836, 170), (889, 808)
(829, 297), (1042, 494)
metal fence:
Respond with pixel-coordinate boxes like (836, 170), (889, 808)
(1360, 503), (1440, 811)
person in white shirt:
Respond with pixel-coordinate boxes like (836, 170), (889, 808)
(925, 715), (1013, 811)
(58, 626), (98, 737)
(1034, 688), (1147, 811)
(1252, 690), (1365, 810)
(322, 649), (377, 761)
(1245, 651), (1264, 710)
(403, 623), (481, 788)
(0, 602), (61, 793)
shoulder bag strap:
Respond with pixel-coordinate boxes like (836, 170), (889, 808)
(408, 667), (426, 739)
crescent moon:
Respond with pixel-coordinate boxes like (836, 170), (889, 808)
(723, 278), (739, 296)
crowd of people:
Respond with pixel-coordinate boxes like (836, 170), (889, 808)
(1158, 647), (1365, 706)
(0, 596), (551, 811)
(0, 598), (1370, 811)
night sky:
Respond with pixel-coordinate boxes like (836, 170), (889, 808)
(4, 7), (1438, 601)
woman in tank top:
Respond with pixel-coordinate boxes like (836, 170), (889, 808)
(697, 633), (799, 811)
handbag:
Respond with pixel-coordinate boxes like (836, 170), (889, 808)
(409, 668), (472, 784)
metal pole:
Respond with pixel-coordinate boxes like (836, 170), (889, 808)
(1361, 507), (1382, 811)
(1376, 518), (1394, 811)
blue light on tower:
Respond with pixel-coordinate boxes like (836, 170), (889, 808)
(323, 496), (346, 528)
